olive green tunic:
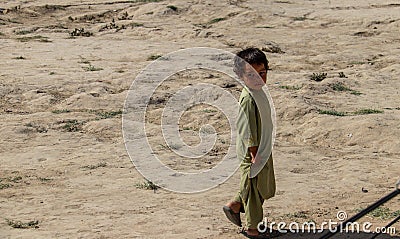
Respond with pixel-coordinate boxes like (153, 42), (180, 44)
(234, 87), (276, 229)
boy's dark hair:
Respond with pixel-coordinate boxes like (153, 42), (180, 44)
(233, 47), (269, 77)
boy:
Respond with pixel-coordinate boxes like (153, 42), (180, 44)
(223, 48), (276, 238)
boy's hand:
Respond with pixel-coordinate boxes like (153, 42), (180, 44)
(249, 146), (258, 164)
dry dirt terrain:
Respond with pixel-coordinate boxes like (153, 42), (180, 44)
(0, 0), (399, 238)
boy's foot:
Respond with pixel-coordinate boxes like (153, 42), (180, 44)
(226, 201), (242, 214)
(241, 229), (264, 239)
(223, 201), (242, 227)
(223, 205), (241, 227)
(246, 228), (259, 236)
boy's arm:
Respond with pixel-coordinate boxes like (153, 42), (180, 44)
(238, 95), (259, 163)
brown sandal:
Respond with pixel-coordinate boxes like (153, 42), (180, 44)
(223, 205), (242, 227)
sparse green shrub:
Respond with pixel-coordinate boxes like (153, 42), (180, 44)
(338, 72), (347, 78)
(354, 109), (383, 115)
(128, 22), (144, 28)
(279, 85), (302, 90)
(330, 82), (362, 95)
(135, 180), (159, 191)
(318, 109), (347, 116)
(95, 110), (123, 119)
(310, 73), (327, 82)
(9, 176), (22, 183)
(6, 219), (39, 229)
(15, 29), (35, 35)
(70, 28), (93, 37)
(366, 207), (400, 220)
(0, 183), (11, 190)
(38, 177), (52, 182)
(17, 35), (50, 42)
(331, 82), (351, 91)
(62, 119), (84, 132)
(82, 162), (107, 170)
(52, 109), (70, 114)
(293, 16), (307, 21)
(147, 54), (162, 61)
(83, 64), (103, 71)
(208, 17), (226, 24)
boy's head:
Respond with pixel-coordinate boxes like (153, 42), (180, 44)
(233, 48), (269, 89)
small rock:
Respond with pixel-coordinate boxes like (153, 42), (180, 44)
(262, 41), (284, 54)
(162, 8), (178, 15)
(222, 82), (236, 88)
(89, 92), (100, 97)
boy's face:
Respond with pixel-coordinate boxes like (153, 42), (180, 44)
(242, 63), (267, 90)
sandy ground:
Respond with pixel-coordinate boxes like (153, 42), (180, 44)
(1, 0), (400, 238)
